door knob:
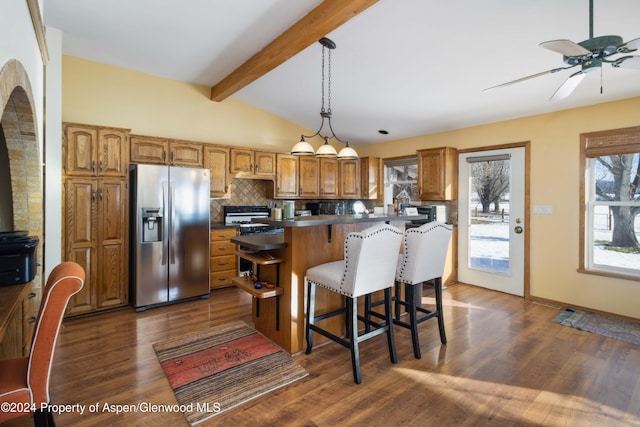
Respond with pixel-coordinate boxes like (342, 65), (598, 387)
(514, 226), (523, 234)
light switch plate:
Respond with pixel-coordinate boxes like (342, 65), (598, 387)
(533, 205), (553, 215)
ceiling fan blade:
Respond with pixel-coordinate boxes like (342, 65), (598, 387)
(540, 39), (591, 57)
(617, 36), (640, 53)
(482, 66), (575, 93)
(614, 55), (640, 69)
(549, 71), (586, 101)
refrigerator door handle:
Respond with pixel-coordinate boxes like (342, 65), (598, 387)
(161, 181), (168, 266)
(169, 180), (176, 265)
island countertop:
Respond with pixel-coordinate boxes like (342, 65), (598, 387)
(254, 213), (428, 227)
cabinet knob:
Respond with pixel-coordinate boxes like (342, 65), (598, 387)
(91, 160), (96, 172)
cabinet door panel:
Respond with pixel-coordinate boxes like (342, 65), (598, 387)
(254, 151), (276, 177)
(97, 242), (127, 309)
(339, 159), (360, 198)
(299, 156), (319, 197)
(319, 158), (338, 197)
(276, 154), (298, 197)
(130, 136), (168, 164)
(65, 180), (97, 246)
(230, 148), (253, 174)
(65, 126), (97, 176)
(65, 247), (95, 316)
(205, 146), (230, 198)
(98, 129), (127, 176)
(100, 180), (127, 242)
(170, 141), (203, 167)
(97, 179), (128, 309)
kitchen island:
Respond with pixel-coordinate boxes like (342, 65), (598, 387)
(235, 213), (424, 354)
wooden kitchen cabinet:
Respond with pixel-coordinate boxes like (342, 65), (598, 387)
(169, 140), (203, 167)
(130, 135), (168, 164)
(360, 156), (381, 200)
(299, 156), (319, 198)
(210, 228), (238, 289)
(339, 158), (360, 199)
(230, 148), (276, 178)
(0, 282), (38, 359)
(274, 153), (298, 198)
(63, 178), (128, 316)
(130, 135), (203, 167)
(319, 158), (339, 198)
(417, 147), (457, 200)
(64, 123), (128, 177)
(204, 145), (230, 198)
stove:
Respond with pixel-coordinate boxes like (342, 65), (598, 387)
(223, 206), (283, 235)
(224, 206), (283, 275)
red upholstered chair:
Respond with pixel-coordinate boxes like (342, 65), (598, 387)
(0, 262), (85, 427)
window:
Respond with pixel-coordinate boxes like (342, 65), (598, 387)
(384, 157), (418, 207)
(580, 126), (640, 279)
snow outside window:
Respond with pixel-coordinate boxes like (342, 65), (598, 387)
(581, 127), (640, 279)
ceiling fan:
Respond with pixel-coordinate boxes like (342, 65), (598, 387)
(483, 0), (640, 101)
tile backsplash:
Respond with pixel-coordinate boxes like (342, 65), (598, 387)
(210, 178), (271, 222)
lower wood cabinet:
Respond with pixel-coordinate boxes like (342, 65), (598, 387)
(210, 228), (238, 289)
(63, 178), (128, 316)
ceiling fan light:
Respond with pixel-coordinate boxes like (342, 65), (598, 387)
(337, 144), (358, 160)
(291, 137), (315, 156)
(315, 141), (338, 157)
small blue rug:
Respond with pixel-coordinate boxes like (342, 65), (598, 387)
(555, 308), (640, 346)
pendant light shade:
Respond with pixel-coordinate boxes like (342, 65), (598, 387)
(315, 137), (338, 157)
(291, 136), (315, 156)
(337, 142), (358, 160)
(290, 37), (357, 160)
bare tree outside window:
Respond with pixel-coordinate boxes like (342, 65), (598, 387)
(594, 154), (640, 250)
(471, 160), (510, 213)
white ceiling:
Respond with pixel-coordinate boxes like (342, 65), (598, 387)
(43, 0), (640, 146)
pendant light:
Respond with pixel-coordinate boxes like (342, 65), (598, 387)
(291, 37), (357, 160)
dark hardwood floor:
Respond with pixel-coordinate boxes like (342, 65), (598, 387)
(3, 283), (640, 426)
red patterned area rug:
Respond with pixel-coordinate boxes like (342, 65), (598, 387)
(153, 320), (308, 425)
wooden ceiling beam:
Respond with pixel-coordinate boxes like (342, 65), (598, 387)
(210, 0), (378, 102)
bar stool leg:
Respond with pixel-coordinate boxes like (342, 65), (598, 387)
(434, 278), (447, 344)
(407, 283), (422, 359)
(394, 280), (402, 321)
(305, 279), (316, 354)
(384, 287), (398, 364)
(347, 296), (362, 384)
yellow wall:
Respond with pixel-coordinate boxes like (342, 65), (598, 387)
(62, 55), (640, 319)
(62, 55), (309, 151)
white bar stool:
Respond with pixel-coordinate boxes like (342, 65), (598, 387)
(394, 221), (452, 359)
(304, 223), (403, 384)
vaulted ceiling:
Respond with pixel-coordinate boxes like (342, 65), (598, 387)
(44, 0), (640, 145)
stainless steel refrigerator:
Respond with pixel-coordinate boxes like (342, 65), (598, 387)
(130, 164), (210, 310)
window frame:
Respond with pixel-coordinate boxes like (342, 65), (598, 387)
(579, 125), (640, 281)
(383, 155), (418, 207)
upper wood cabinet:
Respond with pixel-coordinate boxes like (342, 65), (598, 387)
(299, 156), (319, 198)
(319, 158), (339, 198)
(360, 157), (381, 200)
(230, 148), (276, 178)
(130, 135), (203, 167)
(170, 140), (203, 167)
(204, 145), (230, 198)
(130, 135), (168, 164)
(417, 147), (457, 200)
(339, 158), (360, 199)
(275, 153), (298, 198)
(64, 123), (129, 177)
